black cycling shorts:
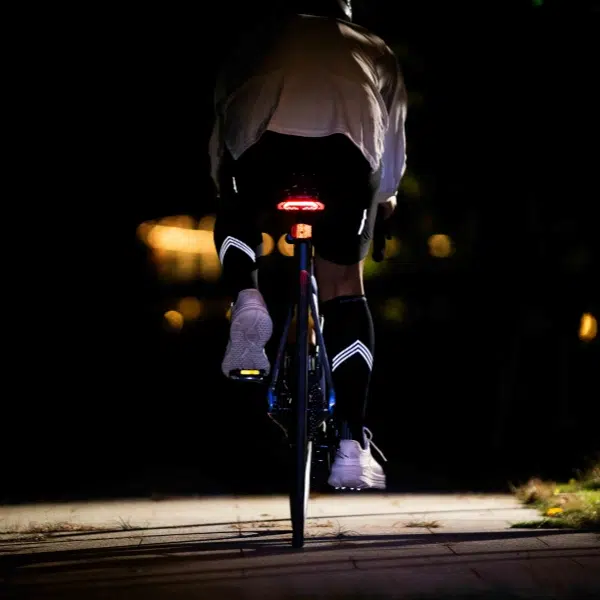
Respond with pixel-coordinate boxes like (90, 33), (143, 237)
(220, 132), (381, 265)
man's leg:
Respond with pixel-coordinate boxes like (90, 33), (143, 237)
(315, 254), (386, 490)
(311, 181), (386, 486)
(213, 201), (262, 299)
(295, 131), (385, 488)
(316, 259), (372, 444)
(213, 179), (272, 378)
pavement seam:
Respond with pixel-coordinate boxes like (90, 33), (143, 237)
(570, 557), (587, 568)
(536, 536), (551, 547)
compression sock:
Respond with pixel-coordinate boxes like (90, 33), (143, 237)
(321, 295), (375, 449)
(213, 214), (262, 299)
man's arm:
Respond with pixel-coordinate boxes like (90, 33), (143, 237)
(208, 114), (222, 195)
(208, 65), (228, 197)
(375, 49), (408, 205)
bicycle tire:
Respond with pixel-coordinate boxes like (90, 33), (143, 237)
(290, 266), (311, 548)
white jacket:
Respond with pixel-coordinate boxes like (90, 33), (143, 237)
(209, 14), (407, 204)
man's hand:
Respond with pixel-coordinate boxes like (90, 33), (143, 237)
(379, 195), (397, 220)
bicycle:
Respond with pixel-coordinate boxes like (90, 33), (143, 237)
(229, 174), (389, 548)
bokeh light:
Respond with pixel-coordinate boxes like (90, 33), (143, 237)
(177, 297), (203, 320)
(363, 236), (402, 279)
(385, 236), (402, 259)
(399, 173), (421, 197)
(382, 297), (406, 323)
(428, 234), (453, 258)
(262, 233), (275, 255)
(579, 313), (597, 342)
(146, 224), (209, 254)
(138, 214), (221, 282)
(277, 234), (295, 257)
(164, 310), (184, 330)
(363, 257), (384, 279)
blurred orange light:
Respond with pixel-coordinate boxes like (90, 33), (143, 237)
(136, 222), (153, 242)
(579, 313), (597, 342)
(428, 234), (453, 258)
(138, 215), (222, 282)
(262, 233), (275, 255)
(147, 225), (213, 254)
(164, 310), (184, 330)
(178, 297), (203, 320)
(277, 234), (295, 257)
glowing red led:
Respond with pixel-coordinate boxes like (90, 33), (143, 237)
(277, 197), (325, 211)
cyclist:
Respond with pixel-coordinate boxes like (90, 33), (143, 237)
(210, 0), (407, 490)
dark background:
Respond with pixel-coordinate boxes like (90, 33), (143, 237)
(4, 0), (598, 502)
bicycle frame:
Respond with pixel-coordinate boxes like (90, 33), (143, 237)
(267, 223), (336, 418)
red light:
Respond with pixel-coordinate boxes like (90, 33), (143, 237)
(277, 197), (325, 211)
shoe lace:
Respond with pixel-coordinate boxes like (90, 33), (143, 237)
(363, 427), (387, 463)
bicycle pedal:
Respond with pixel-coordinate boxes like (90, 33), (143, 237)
(228, 369), (267, 383)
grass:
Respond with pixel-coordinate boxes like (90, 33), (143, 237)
(0, 521), (111, 541)
(403, 520), (441, 529)
(0, 521), (107, 535)
(0, 517), (144, 540)
(116, 517), (137, 531)
(511, 457), (600, 530)
(331, 521), (361, 541)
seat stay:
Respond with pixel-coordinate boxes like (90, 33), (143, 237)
(309, 278), (336, 414)
(267, 304), (294, 412)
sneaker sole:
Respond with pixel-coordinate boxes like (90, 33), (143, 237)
(327, 469), (386, 490)
(222, 305), (273, 378)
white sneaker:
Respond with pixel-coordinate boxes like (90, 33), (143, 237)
(221, 289), (273, 378)
(328, 427), (387, 490)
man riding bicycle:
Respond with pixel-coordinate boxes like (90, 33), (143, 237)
(210, 0), (407, 490)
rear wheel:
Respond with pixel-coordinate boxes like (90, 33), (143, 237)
(290, 266), (311, 548)
(290, 439), (312, 547)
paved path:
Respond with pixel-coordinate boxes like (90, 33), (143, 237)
(1, 494), (598, 598)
